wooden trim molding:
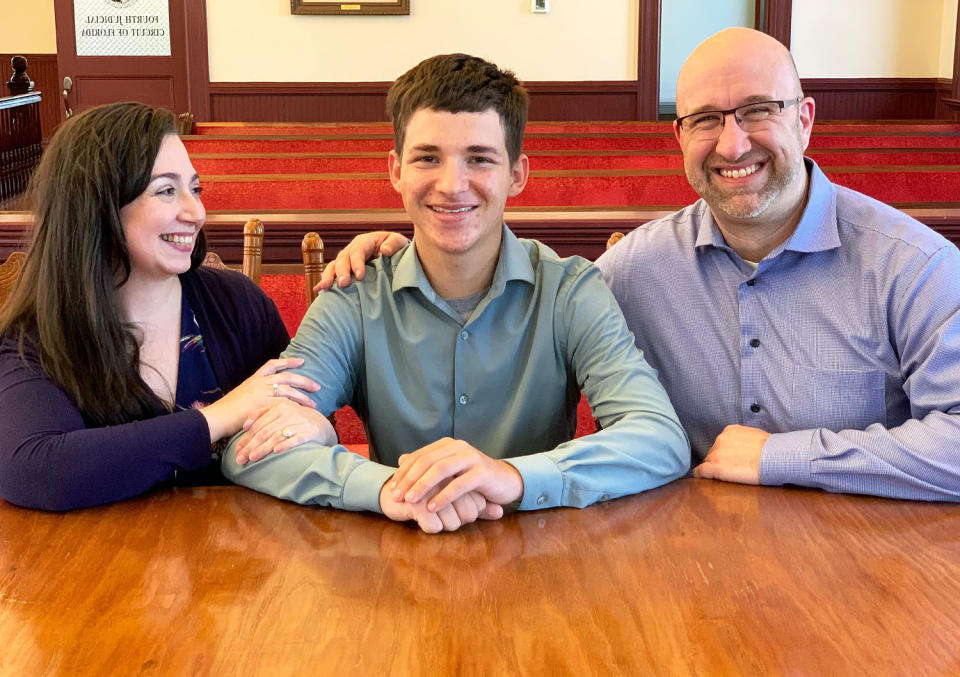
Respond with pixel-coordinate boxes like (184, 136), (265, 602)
(636, 0), (660, 120)
(757, 0), (793, 48)
(953, 3), (960, 101)
(6, 208), (960, 264)
(183, 0), (211, 121)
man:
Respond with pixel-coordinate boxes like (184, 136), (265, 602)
(222, 54), (689, 533)
(329, 29), (960, 501)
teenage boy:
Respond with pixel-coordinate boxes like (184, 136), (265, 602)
(223, 54), (689, 533)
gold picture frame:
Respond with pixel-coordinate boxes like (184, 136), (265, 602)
(291, 0), (409, 15)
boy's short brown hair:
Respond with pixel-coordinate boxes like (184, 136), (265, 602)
(386, 53), (529, 165)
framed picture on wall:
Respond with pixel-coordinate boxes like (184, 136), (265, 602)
(291, 0), (409, 15)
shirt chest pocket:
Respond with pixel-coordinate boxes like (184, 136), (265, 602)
(790, 364), (887, 432)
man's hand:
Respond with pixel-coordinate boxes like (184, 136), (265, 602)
(316, 231), (410, 291)
(389, 438), (524, 513)
(379, 480), (504, 533)
(693, 424), (771, 485)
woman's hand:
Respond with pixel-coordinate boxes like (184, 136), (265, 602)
(199, 357), (320, 442)
(234, 398), (337, 464)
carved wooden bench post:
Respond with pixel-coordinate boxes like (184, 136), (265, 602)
(302, 232), (324, 305)
(242, 218), (264, 284)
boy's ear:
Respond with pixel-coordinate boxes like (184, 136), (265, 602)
(388, 149), (402, 191)
(508, 153), (529, 197)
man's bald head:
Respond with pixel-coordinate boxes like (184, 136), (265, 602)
(676, 28), (801, 116)
(671, 26), (815, 255)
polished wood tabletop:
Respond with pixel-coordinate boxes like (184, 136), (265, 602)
(2, 479), (958, 676)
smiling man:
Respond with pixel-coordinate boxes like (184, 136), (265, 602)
(327, 30), (960, 502)
(221, 53), (689, 532)
(598, 27), (960, 499)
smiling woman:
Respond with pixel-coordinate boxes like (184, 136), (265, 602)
(0, 102), (330, 511)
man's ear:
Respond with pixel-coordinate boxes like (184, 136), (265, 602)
(798, 96), (816, 150)
(388, 149), (402, 191)
(672, 119), (683, 146)
(508, 153), (530, 197)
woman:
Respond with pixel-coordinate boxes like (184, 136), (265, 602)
(0, 102), (327, 510)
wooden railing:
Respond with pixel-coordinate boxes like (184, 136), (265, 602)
(0, 92), (42, 206)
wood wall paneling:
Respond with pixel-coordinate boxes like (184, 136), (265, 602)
(0, 54), (60, 142)
(209, 82), (391, 122)
(209, 78), (953, 123)
(210, 81), (645, 122)
(801, 78), (942, 119)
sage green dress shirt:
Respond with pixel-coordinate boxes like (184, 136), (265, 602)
(223, 226), (689, 512)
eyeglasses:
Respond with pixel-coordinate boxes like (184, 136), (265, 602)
(676, 98), (802, 139)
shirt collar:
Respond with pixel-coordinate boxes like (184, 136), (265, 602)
(693, 157), (841, 257)
(391, 224), (535, 300)
(782, 158), (840, 254)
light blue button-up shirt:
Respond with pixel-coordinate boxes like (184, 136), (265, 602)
(224, 226), (689, 512)
(596, 158), (960, 501)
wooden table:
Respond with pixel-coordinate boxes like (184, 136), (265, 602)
(2, 479), (958, 676)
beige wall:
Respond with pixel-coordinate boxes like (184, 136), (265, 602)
(206, 0), (639, 82)
(0, 0), (56, 53)
(792, 0), (949, 77)
(941, 0), (959, 77)
(3, 0), (957, 82)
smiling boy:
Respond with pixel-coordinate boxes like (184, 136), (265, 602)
(222, 54), (689, 532)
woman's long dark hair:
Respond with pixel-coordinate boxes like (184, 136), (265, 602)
(0, 102), (208, 426)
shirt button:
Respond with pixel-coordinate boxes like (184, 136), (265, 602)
(458, 394), (469, 405)
(536, 495), (547, 505)
(746, 279), (756, 286)
(750, 403), (761, 413)
(749, 338), (760, 348)
(459, 330), (469, 341)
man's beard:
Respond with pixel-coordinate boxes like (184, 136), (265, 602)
(687, 156), (802, 220)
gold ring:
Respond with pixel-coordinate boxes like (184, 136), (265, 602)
(272, 383), (280, 397)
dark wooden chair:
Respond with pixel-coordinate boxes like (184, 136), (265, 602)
(0, 251), (27, 307)
(204, 218), (264, 284)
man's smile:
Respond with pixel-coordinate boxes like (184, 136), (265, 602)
(717, 162), (764, 179)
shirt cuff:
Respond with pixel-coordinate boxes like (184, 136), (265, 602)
(503, 453), (564, 511)
(759, 429), (817, 486)
(341, 459), (395, 514)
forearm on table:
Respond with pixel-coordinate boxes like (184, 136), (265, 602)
(760, 410), (960, 501)
(222, 437), (395, 512)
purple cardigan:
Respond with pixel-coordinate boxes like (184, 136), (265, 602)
(0, 266), (289, 510)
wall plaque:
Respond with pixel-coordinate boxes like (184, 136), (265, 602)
(74, 0), (171, 56)
(291, 0), (410, 16)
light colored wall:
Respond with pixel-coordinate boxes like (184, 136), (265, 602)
(792, 0), (948, 77)
(659, 0), (755, 103)
(941, 0), (958, 77)
(0, 0), (57, 53)
(3, 0), (956, 82)
(206, 0), (639, 82)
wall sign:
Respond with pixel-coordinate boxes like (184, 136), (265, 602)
(291, 0), (410, 16)
(74, 0), (171, 56)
